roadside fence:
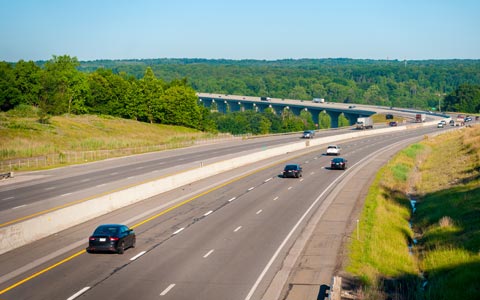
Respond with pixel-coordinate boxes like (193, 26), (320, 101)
(0, 133), (248, 172)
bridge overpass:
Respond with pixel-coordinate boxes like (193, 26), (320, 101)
(197, 93), (377, 128)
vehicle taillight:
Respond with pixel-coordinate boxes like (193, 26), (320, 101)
(109, 237), (119, 241)
(89, 237), (95, 241)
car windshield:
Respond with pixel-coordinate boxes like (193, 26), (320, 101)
(328, 146), (337, 149)
(284, 165), (298, 170)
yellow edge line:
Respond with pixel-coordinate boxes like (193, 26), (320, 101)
(0, 250), (85, 295)
(0, 147), (320, 296)
(0, 164), (207, 228)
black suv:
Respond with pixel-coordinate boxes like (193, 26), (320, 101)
(282, 164), (303, 178)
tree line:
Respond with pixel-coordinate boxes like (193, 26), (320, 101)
(1, 56), (480, 135)
(77, 58), (480, 112)
(0, 55), (214, 131)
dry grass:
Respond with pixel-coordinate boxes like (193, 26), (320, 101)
(0, 110), (211, 162)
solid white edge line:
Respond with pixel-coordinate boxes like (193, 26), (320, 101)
(130, 251), (146, 261)
(12, 205), (27, 210)
(244, 137), (422, 300)
(228, 197), (236, 202)
(244, 165), (351, 300)
(61, 193), (72, 197)
(160, 283), (176, 296)
(234, 226), (242, 232)
(203, 249), (214, 258)
(204, 210), (213, 216)
(67, 286), (90, 300)
(173, 228), (184, 235)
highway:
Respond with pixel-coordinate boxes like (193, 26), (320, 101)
(0, 126), (377, 225)
(0, 124), (450, 300)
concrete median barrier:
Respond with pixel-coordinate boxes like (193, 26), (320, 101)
(0, 121), (437, 255)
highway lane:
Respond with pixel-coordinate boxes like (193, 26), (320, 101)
(0, 125), (449, 300)
(0, 127), (363, 224)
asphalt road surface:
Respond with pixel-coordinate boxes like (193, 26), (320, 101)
(0, 124), (451, 300)
(0, 127), (362, 224)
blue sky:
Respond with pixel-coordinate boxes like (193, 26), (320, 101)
(0, 0), (479, 61)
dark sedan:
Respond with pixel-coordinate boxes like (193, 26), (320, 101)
(331, 157), (347, 170)
(282, 164), (303, 178)
(87, 224), (136, 254)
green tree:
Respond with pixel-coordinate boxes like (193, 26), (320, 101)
(300, 109), (315, 129)
(163, 84), (201, 128)
(0, 62), (20, 111)
(318, 111), (331, 129)
(13, 60), (42, 107)
(443, 84), (480, 113)
(262, 108), (283, 132)
(40, 55), (88, 115)
(338, 113), (350, 127)
(138, 67), (164, 123)
(281, 108), (304, 132)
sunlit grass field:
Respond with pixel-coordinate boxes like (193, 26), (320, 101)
(0, 106), (213, 170)
(346, 125), (480, 299)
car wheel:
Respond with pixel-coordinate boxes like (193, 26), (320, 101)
(117, 242), (125, 254)
(131, 237), (136, 248)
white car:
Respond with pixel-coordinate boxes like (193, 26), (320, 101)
(326, 145), (341, 156)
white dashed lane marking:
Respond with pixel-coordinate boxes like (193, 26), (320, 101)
(67, 287), (90, 300)
(173, 228), (185, 235)
(160, 284), (176, 296)
(203, 249), (214, 258)
(130, 251), (146, 261)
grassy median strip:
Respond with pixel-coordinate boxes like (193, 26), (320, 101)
(345, 125), (480, 299)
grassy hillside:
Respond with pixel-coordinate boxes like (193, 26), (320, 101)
(0, 106), (214, 171)
(345, 125), (480, 299)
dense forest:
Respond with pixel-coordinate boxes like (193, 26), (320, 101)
(2, 56), (480, 135)
(75, 58), (480, 111)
